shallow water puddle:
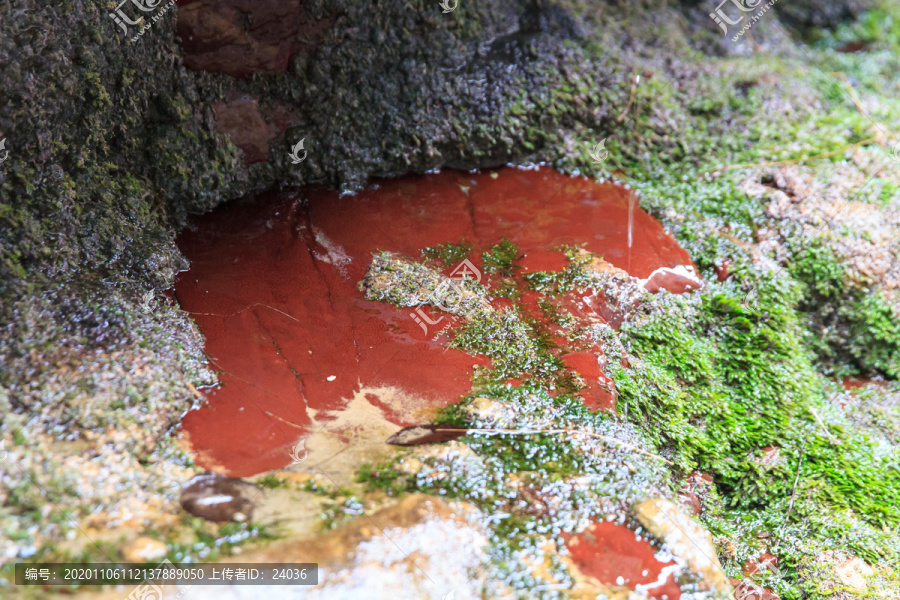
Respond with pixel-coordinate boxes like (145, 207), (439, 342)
(175, 167), (695, 476)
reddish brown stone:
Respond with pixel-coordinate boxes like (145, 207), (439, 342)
(565, 520), (681, 599)
(715, 258), (733, 282)
(841, 377), (887, 390)
(176, 0), (332, 77)
(678, 488), (702, 515)
(743, 553), (779, 577)
(386, 424), (467, 446)
(689, 471), (714, 485)
(212, 95), (272, 163)
(181, 473), (256, 522)
(679, 471), (713, 515)
(212, 94), (300, 164)
(642, 266), (703, 294)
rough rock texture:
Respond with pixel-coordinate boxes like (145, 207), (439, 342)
(0, 0), (883, 578)
(742, 163), (900, 377)
(175, 0), (333, 76)
(0, 2), (245, 291)
(634, 497), (730, 593)
(0, 0), (878, 290)
(210, 494), (487, 600)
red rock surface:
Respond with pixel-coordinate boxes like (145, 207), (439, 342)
(561, 351), (616, 411)
(841, 377), (887, 390)
(211, 95), (272, 164)
(209, 92), (302, 165)
(175, 167), (695, 476)
(729, 577), (781, 600)
(679, 471), (714, 515)
(175, 0), (332, 76)
(715, 258), (733, 282)
(641, 265), (703, 294)
(565, 520), (681, 598)
(743, 553), (780, 577)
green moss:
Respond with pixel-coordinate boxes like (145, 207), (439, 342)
(256, 474), (291, 490)
(422, 240), (473, 266)
(523, 252), (595, 296)
(451, 306), (564, 386)
(481, 239), (520, 277)
(356, 464), (412, 497)
(611, 276), (899, 598)
(781, 241), (900, 378)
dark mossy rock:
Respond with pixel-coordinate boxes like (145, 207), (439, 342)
(0, 0), (874, 297)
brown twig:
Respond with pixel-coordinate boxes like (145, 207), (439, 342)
(778, 440), (807, 537)
(616, 71), (640, 123)
(808, 406), (841, 445)
(831, 71), (873, 122)
(185, 381), (204, 400)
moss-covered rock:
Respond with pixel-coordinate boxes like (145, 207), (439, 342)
(1, 0), (897, 592)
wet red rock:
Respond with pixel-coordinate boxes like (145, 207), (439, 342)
(175, 167), (694, 476)
(565, 520), (681, 598)
(715, 258), (733, 282)
(678, 487), (702, 516)
(211, 95), (292, 164)
(841, 377), (887, 390)
(518, 249), (568, 273)
(561, 352), (616, 411)
(729, 577), (781, 600)
(558, 287), (625, 329)
(743, 553), (779, 577)
(642, 265), (703, 294)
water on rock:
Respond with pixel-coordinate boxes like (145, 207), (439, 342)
(175, 167), (696, 476)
